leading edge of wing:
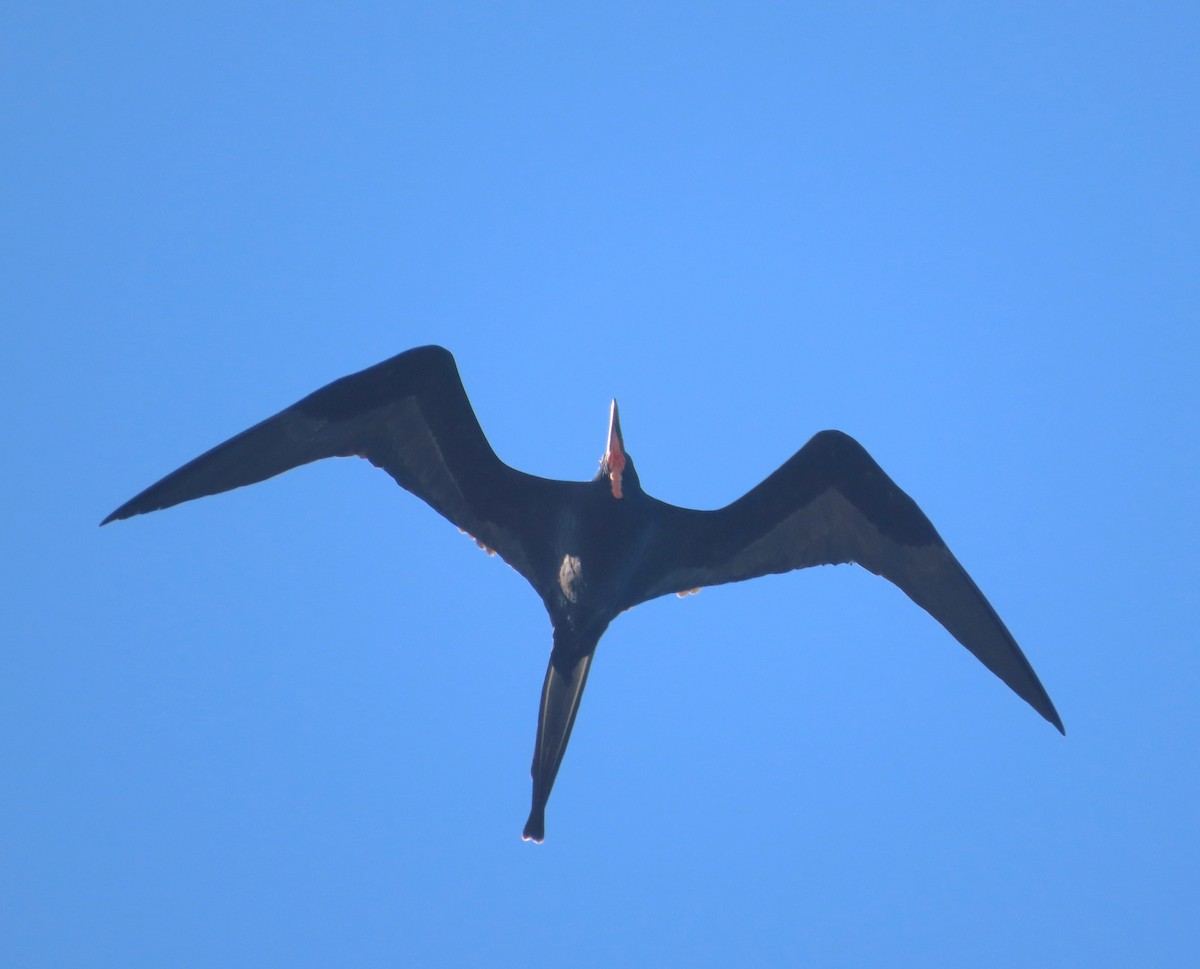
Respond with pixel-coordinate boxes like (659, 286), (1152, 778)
(640, 430), (1064, 733)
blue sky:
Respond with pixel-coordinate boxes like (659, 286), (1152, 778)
(4, 3), (1197, 966)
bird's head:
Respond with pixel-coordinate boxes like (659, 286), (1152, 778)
(598, 399), (639, 499)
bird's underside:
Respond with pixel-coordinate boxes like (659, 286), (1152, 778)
(103, 345), (1064, 843)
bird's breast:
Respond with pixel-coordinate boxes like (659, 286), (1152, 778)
(548, 500), (657, 622)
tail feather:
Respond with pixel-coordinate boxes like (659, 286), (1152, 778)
(521, 629), (599, 843)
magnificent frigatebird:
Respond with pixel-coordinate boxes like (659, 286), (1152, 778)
(103, 345), (1063, 842)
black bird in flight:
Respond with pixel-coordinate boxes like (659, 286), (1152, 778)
(103, 345), (1063, 841)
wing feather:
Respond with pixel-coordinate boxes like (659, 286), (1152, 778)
(102, 346), (563, 590)
(639, 430), (1063, 732)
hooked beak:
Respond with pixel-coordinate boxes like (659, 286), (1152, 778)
(605, 399), (626, 500)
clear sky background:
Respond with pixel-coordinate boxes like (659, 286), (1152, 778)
(4, 3), (1197, 967)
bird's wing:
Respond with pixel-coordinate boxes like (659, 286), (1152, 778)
(637, 430), (1063, 732)
(102, 346), (563, 591)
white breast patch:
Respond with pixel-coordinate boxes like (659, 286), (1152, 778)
(558, 554), (584, 602)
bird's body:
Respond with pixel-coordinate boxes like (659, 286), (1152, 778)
(103, 345), (1063, 842)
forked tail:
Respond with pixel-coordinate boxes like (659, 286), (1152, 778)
(522, 628), (600, 842)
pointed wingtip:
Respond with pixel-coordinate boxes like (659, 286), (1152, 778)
(101, 496), (140, 526)
(1035, 692), (1065, 736)
(101, 502), (138, 526)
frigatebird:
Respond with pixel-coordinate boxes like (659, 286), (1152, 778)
(103, 345), (1063, 842)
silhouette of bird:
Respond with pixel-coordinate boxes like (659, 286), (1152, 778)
(103, 345), (1063, 842)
